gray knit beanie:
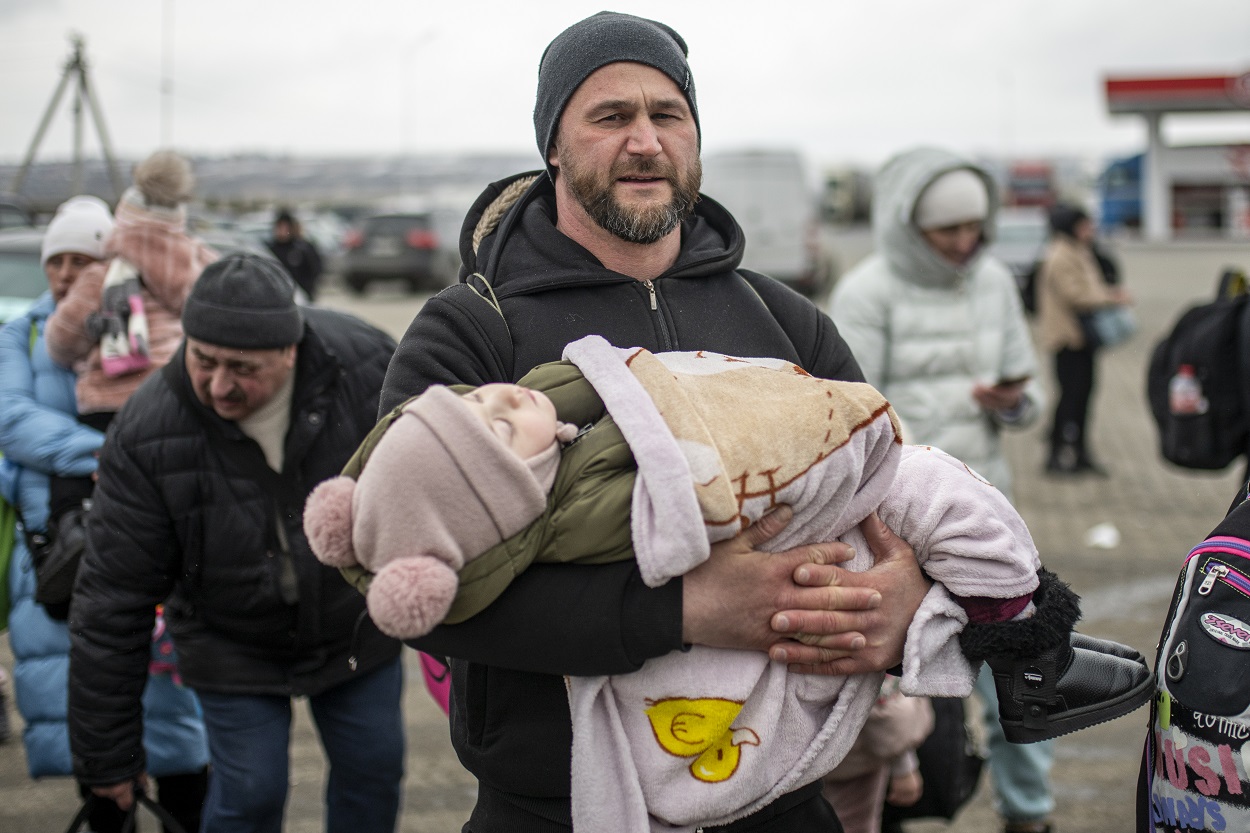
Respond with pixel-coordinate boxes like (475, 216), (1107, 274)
(534, 11), (700, 180)
(183, 253), (305, 349)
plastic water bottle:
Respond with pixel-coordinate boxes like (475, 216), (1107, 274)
(1169, 364), (1208, 415)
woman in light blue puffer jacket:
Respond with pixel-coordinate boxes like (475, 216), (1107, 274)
(0, 196), (209, 832)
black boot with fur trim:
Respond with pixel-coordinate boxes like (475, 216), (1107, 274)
(960, 569), (1153, 743)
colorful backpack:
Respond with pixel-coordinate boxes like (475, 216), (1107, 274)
(1140, 495), (1250, 831)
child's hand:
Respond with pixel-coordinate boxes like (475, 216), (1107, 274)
(887, 769), (923, 807)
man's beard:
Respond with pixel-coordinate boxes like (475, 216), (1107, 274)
(561, 151), (702, 245)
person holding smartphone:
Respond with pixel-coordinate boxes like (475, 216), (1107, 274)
(829, 147), (1055, 833)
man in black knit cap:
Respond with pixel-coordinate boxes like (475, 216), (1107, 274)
(380, 11), (933, 832)
(68, 253), (405, 833)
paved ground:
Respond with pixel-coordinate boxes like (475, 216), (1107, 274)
(1, 231), (1248, 831)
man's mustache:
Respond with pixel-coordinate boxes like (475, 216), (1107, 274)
(611, 159), (677, 181)
(206, 386), (246, 404)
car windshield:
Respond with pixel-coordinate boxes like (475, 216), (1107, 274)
(366, 215), (429, 235)
(0, 249), (46, 300)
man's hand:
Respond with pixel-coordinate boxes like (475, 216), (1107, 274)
(91, 774), (148, 812)
(682, 506), (882, 650)
(768, 512), (932, 675)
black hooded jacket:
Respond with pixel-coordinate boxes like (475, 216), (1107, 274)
(382, 172), (863, 817)
(69, 307), (401, 786)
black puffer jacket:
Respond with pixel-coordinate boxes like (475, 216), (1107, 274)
(69, 307), (400, 786)
(382, 173), (864, 820)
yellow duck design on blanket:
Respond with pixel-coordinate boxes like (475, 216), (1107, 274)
(559, 336), (1034, 832)
(621, 347), (901, 787)
(644, 697), (761, 783)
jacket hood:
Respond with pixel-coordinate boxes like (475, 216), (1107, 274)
(456, 170), (746, 296)
(872, 147), (1000, 289)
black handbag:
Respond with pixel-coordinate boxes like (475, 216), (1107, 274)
(881, 696), (985, 824)
(63, 787), (187, 833)
(30, 501), (91, 620)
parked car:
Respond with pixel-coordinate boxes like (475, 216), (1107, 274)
(700, 148), (837, 298)
(0, 200), (34, 231)
(341, 211), (455, 295)
(0, 227), (47, 324)
(990, 206), (1049, 290)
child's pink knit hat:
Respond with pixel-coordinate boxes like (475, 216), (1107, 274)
(305, 385), (576, 638)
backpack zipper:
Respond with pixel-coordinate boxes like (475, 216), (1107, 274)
(1185, 537), (1250, 595)
(1197, 559), (1250, 596)
(1199, 563), (1230, 595)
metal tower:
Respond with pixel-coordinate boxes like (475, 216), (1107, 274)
(10, 34), (124, 200)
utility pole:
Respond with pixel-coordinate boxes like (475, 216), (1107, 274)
(11, 34), (124, 202)
(162, 0), (175, 146)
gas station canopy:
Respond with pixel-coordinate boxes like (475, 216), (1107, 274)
(1105, 72), (1250, 114)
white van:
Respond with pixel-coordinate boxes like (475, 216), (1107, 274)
(700, 148), (836, 298)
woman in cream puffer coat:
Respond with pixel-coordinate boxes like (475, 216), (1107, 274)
(829, 147), (1057, 833)
(829, 147), (1044, 495)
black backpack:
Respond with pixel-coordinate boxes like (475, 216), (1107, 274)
(1145, 268), (1250, 470)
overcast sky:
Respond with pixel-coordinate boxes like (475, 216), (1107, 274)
(3, 0), (1248, 173)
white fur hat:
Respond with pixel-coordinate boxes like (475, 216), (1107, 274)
(914, 168), (989, 230)
(41, 195), (114, 266)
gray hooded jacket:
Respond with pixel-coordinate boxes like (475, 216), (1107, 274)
(828, 147), (1043, 495)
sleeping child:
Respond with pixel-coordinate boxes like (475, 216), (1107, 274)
(305, 334), (1151, 833)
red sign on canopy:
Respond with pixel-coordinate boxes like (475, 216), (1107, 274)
(1105, 72), (1250, 114)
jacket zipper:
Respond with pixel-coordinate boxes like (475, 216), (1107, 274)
(347, 609), (367, 671)
(641, 279), (674, 350)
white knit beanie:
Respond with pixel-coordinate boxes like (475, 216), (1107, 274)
(914, 168), (989, 230)
(41, 196), (114, 266)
